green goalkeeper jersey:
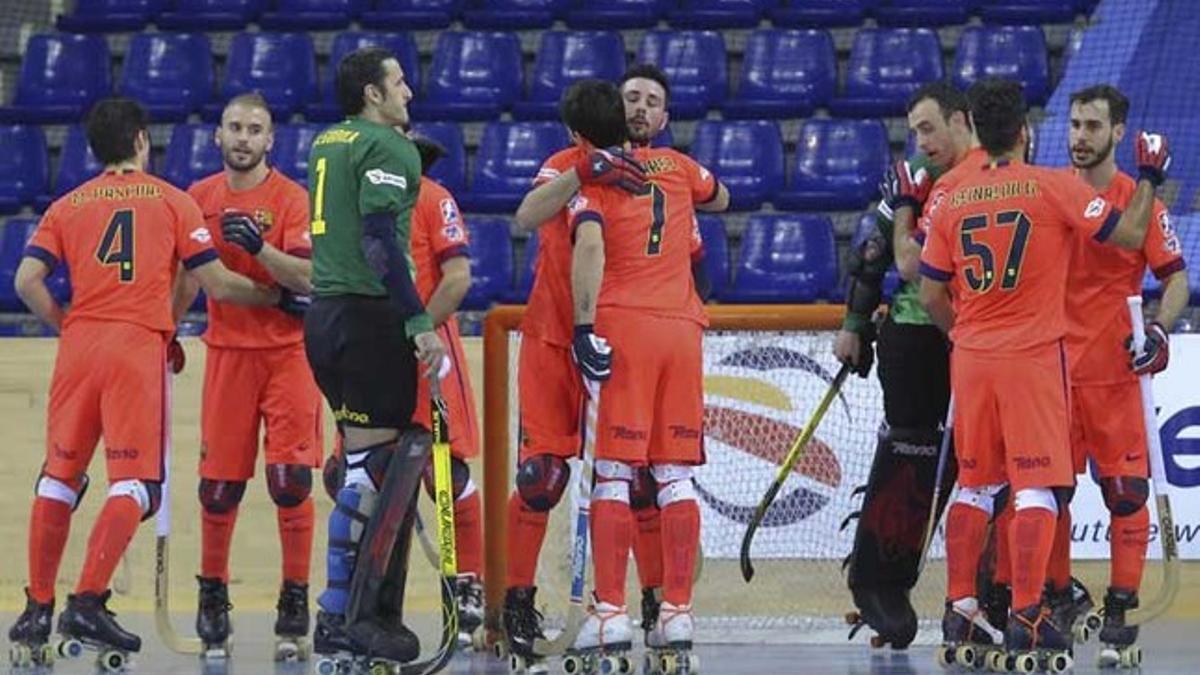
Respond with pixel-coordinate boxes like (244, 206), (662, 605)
(308, 117), (432, 336)
(842, 153), (943, 334)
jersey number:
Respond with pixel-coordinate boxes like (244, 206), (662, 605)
(960, 210), (1032, 292)
(640, 182), (666, 256)
(96, 209), (134, 283)
(311, 156), (327, 236)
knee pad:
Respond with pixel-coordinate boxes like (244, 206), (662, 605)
(954, 483), (1006, 518)
(651, 464), (697, 508)
(322, 453), (346, 502)
(630, 467), (658, 511)
(594, 460), (633, 504)
(1014, 487), (1058, 516)
(198, 478), (247, 515)
(35, 472), (88, 511)
(267, 464), (313, 508)
(516, 454), (571, 512)
(110, 479), (162, 520)
(1100, 477), (1149, 517)
(345, 440), (397, 493)
(422, 456), (474, 501)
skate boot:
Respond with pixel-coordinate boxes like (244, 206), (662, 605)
(1096, 588), (1141, 669)
(846, 585), (918, 649)
(57, 590), (140, 673)
(455, 573), (485, 650)
(273, 581), (311, 662)
(563, 597), (633, 675)
(935, 598), (1004, 671)
(1047, 576), (1096, 644)
(1001, 604), (1074, 673)
(502, 586), (548, 674)
(641, 588), (664, 649)
(196, 576), (233, 660)
(644, 601), (698, 675)
(8, 588), (77, 668)
(313, 611), (358, 675)
(981, 583), (1011, 637)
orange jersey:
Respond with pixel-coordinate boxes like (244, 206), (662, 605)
(921, 158), (1120, 352)
(27, 169), (216, 333)
(914, 148), (989, 246)
(411, 176), (470, 302)
(520, 147), (584, 348)
(570, 147), (715, 325)
(187, 169), (310, 349)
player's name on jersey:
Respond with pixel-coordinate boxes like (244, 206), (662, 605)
(951, 179), (1039, 208)
(70, 183), (162, 205)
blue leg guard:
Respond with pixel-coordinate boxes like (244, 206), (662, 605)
(318, 484), (376, 615)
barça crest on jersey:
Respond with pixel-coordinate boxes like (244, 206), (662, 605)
(253, 208), (275, 233)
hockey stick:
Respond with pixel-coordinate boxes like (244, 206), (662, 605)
(741, 363), (851, 582)
(533, 381), (598, 655)
(1126, 296), (1180, 625)
(414, 513), (440, 569)
(401, 393), (459, 674)
(916, 394), (955, 577)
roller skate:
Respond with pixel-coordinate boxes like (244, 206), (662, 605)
(1046, 576), (1096, 644)
(196, 576), (233, 661)
(8, 588), (80, 668)
(502, 586), (548, 673)
(934, 598), (1003, 671)
(640, 587), (663, 646)
(998, 604), (1074, 674)
(273, 581), (312, 662)
(1096, 588), (1141, 669)
(56, 590), (140, 673)
(981, 583), (1011, 638)
(313, 610), (420, 675)
(562, 597), (633, 674)
(642, 601), (698, 675)
(455, 573), (486, 650)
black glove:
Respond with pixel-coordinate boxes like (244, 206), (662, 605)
(1126, 321), (1169, 376)
(221, 210), (264, 255)
(571, 324), (613, 382)
(278, 288), (312, 317)
(851, 323), (876, 379)
(166, 334), (185, 374)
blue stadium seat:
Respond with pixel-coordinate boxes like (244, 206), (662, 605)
(271, 124), (322, 183)
(874, 0), (968, 27)
(513, 31), (627, 121)
(157, 0), (265, 30)
(119, 33), (214, 122)
(953, 26), (1051, 105)
(852, 210), (900, 301)
(723, 29), (836, 119)
(0, 217), (71, 312)
(637, 31), (727, 120)
(163, 124), (223, 189)
(52, 126), (104, 202)
(688, 120), (784, 211)
(460, 216), (513, 310)
(260, 0), (366, 29)
(667, 0), (770, 29)
(0, 34), (112, 124)
(0, 126), (49, 215)
(307, 31), (420, 122)
(976, 0), (1078, 24)
(460, 122), (570, 213)
(770, 0), (868, 28)
(463, 0), (569, 29)
(696, 214), (730, 300)
(411, 122), (466, 195)
(203, 32), (317, 122)
(567, 0), (669, 29)
(411, 32), (523, 122)
(511, 230), (538, 302)
(1177, 214), (1200, 305)
(829, 28), (943, 118)
(727, 214), (838, 303)
(57, 0), (167, 32)
(360, 0), (463, 30)
(775, 119), (889, 211)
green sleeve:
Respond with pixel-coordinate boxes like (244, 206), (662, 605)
(355, 132), (421, 217)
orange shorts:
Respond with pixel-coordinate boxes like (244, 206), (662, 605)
(1070, 381), (1149, 478)
(593, 309), (704, 466)
(414, 319), (480, 460)
(517, 336), (583, 462)
(200, 343), (323, 481)
(44, 320), (168, 482)
(951, 343), (1074, 491)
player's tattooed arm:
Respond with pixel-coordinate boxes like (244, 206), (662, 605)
(918, 277), (955, 335)
(14, 256), (64, 331)
(571, 220), (604, 325)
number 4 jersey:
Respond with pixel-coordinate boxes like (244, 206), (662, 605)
(25, 168), (217, 333)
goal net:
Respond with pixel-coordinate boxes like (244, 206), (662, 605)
(481, 305), (949, 645)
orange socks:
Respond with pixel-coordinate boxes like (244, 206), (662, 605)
(278, 499), (314, 584)
(1046, 511), (1072, 591)
(633, 506), (664, 591)
(75, 496), (142, 595)
(1010, 507), (1056, 610)
(660, 501), (700, 607)
(201, 507), (238, 582)
(454, 491), (484, 577)
(946, 502), (991, 601)
(28, 497), (73, 604)
(505, 493), (549, 588)
(591, 499), (633, 607)
(1110, 506), (1150, 591)
(992, 505), (1013, 585)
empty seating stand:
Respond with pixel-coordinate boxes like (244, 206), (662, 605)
(953, 25), (1051, 105)
(119, 33), (214, 122)
(695, 214), (730, 300)
(0, 126), (49, 215)
(567, 0), (669, 29)
(460, 216), (514, 309)
(56, 0), (167, 32)
(259, 0), (366, 30)
(202, 32), (318, 122)
(726, 213), (838, 303)
(163, 124), (223, 189)
(513, 31), (627, 120)
(688, 120), (784, 211)
(637, 31), (727, 120)
(829, 28), (942, 118)
(723, 29), (836, 119)
(411, 31), (523, 122)
(776, 119), (889, 211)
(359, 0), (463, 30)
(51, 126), (104, 203)
(157, 0), (265, 30)
(460, 122), (570, 213)
(411, 121), (467, 195)
(0, 34), (112, 124)
(463, 0), (569, 29)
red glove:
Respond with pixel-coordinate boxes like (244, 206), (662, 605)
(575, 147), (647, 194)
(1135, 131), (1171, 187)
(167, 334), (185, 374)
(1127, 321), (1169, 376)
(883, 159), (932, 213)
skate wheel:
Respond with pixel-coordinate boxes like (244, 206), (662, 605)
(35, 643), (56, 665)
(9, 644), (32, 668)
(598, 654), (623, 674)
(660, 653), (678, 674)
(985, 651), (1005, 672)
(315, 656), (339, 675)
(510, 653), (530, 673)
(642, 652), (657, 675)
(563, 654), (584, 674)
(100, 649), (126, 672)
(275, 642), (298, 662)
(1048, 652), (1073, 674)
(495, 641), (509, 660)
(1085, 611), (1104, 632)
(1013, 653), (1038, 673)
(935, 646), (952, 669)
(955, 645), (977, 670)
(1122, 646), (1142, 668)
(57, 637), (83, 659)
(1073, 623), (1091, 644)
(1097, 647), (1119, 669)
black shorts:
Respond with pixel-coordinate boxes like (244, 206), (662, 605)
(304, 295), (418, 430)
(876, 317), (951, 430)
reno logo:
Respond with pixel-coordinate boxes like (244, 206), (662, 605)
(697, 346), (849, 529)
